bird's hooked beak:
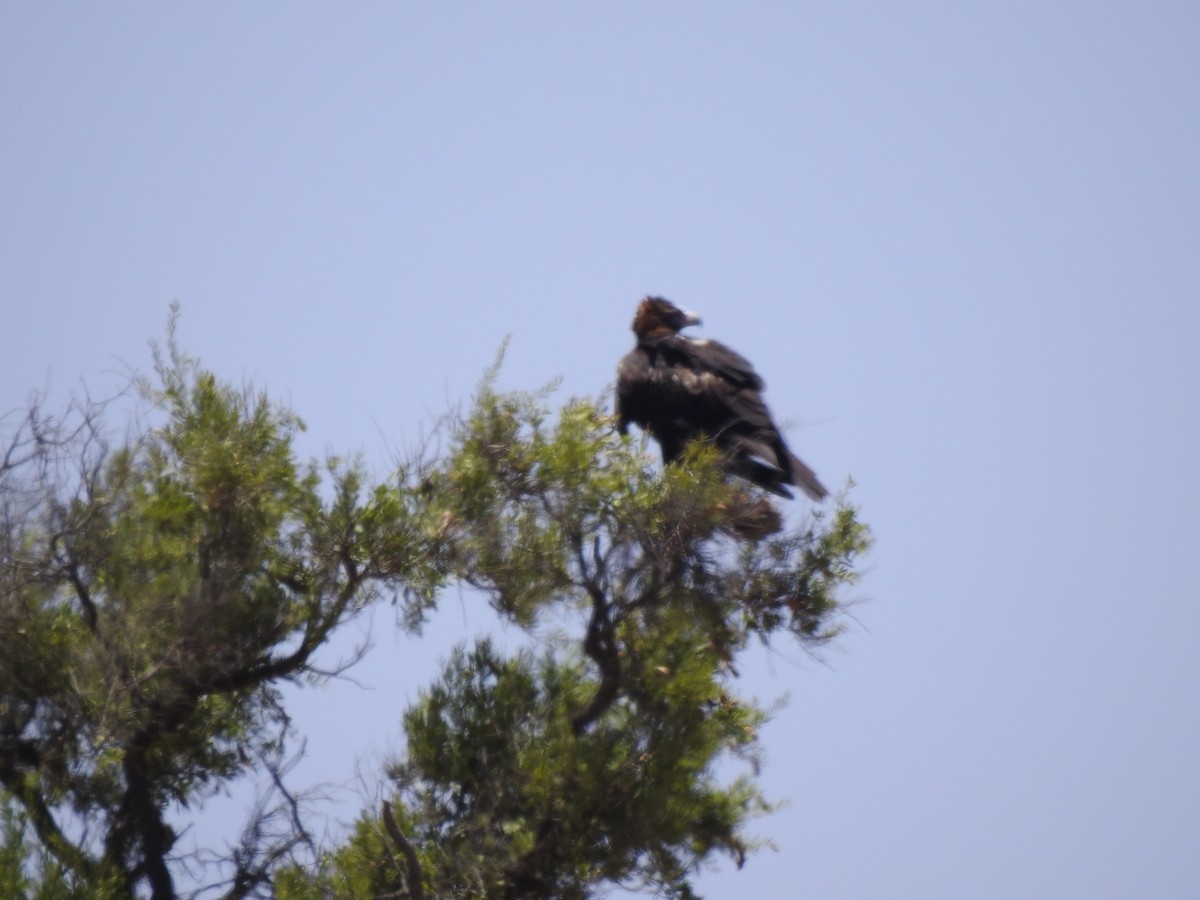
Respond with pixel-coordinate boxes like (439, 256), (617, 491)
(680, 309), (703, 329)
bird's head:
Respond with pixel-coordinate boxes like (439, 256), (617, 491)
(632, 296), (703, 338)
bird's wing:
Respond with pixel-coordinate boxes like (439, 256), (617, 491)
(672, 336), (765, 391)
(660, 336), (774, 430)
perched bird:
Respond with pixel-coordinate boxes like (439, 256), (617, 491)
(616, 296), (828, 501)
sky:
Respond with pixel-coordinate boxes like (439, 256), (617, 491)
(3, 3), (1199, 897)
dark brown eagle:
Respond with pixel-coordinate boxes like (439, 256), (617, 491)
(616, 296), (828, 501)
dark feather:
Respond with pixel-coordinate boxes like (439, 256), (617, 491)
(616, 296), (828, 501)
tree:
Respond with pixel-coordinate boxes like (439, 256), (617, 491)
(279, 370), (870, 899)
(1, 318), (870, 899)
(0, 311), (445, 898)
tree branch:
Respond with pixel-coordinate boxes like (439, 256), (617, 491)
(56, 548), (99, 634)
(0, 757), (100, 882)
(382, 800), (426, 900)
(570, 575), (621, 736)
(218, 738), (316, 900)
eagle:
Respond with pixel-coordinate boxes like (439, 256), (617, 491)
(616, 296), (828, 501)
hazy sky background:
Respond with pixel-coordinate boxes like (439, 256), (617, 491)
(3, 4), (1198, 898)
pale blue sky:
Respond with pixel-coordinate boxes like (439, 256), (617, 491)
(3, 4), (1198, 898)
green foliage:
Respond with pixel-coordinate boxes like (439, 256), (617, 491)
(288, 368), (870, 899)
(274, 812), (405, 900)
(0, 801), (31, 899)
(0, 799), (124, 899)
(390, 638), (767, 899)
(0, 308), (444, 898)
(2, 323), (870, 899)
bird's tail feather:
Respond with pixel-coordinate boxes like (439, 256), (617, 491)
(787, 452), (828, 502)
